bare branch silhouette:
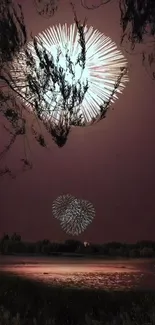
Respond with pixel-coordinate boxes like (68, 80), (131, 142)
(81, 0), (155, 80)
(0, 0), (45, 177)
(81, 0), (111, 10)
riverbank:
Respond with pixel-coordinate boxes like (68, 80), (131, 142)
(1, 252), (155, 260)
(0, 271), (155, 324)
(0, 252), (140, 258)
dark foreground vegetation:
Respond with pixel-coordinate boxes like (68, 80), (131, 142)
(1, 233), (155, 259)
(0, 272), (155, 325)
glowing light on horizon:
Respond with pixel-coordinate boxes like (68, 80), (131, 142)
(11, 23), (129, 126)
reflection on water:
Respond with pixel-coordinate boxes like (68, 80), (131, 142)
(0, 256), (155, 290)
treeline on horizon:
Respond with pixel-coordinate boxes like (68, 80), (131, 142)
(0, 233), (155, 258)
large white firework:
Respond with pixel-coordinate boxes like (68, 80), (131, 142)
(60, 198), (95, 236)
(11, 23), (128, 126)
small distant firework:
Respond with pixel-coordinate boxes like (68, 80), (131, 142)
(52, 194), (75, 220)
(52, 195), (95, 235)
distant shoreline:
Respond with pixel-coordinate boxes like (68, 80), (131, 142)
(0, 252), (148, 258)
(0, 252), (155, 261)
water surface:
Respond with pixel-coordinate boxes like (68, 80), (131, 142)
(1, 256), (155, 290)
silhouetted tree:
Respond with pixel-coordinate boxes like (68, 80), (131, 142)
(0, 233), (10, 254)
(0, 0), (27, 67)
(81, 0), (155, 79)
(65, 239), (83, 253)
(1, 235), (155, 257)
(32, 0), (155, 79)
(136, 240), (155, 248)
(11, 232), (21, 242)
(10, 10), (89, 147)
(81, 0), (111, 10)
(119, 0), (155, 79)
(33, 0), (59, 18)
(140, 247), (154, 257)
(0, 0), (126, 178)
(0, 0), (33, 178)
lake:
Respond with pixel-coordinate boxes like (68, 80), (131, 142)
(0, 256), (155, 290)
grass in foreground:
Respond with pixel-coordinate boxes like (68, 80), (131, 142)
(0, 272), (155, 325)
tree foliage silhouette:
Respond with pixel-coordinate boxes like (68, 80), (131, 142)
(9, 3), (126, 147)
(81, 0), (155, 79)
(0, 0), (126, 178)
(33, 0), (59, 18)
(32, 0), (155, 79)
(0, 0), (50, 178)
(0, 0), (27, 66)
(0, 0), (30, 178)
(0, 234), (155, 257)
(119, 0), (155, 79)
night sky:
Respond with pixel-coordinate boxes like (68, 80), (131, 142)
(0, 0), (155, 244)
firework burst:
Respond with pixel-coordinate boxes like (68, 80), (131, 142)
(52, 194), (75, 220)
(11, 23), (128, 128)
(60, 198), (95, 236)
(52, 194), (95, 236)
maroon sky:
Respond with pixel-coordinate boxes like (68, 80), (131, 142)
(0, 0), (155, 244)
